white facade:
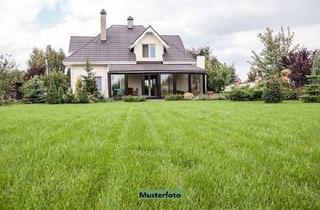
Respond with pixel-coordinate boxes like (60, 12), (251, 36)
(70, 65), (109, 97)
(133, 33), (165, 62)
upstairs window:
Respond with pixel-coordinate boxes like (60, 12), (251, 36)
(142, 44), (156, 58)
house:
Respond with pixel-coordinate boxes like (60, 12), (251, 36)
(63, 9), (206, 98)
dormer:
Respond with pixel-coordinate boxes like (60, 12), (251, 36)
(129, 26), (169, 62)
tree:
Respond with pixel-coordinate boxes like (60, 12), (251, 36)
(249, 27), (298, 78)
(247, 70), (257, 82)
(301, 51), (320, 102)
(75, 77), (89, 103)
(262, 77), (284, 103)
(186, 46), (211, 59)
(46, 80), (60, 104)
(27, 46), (66, 76)
(22, 77), (46, 103)
(282, 48), (313, 88)
(0, 54), (21, 100)
(82, 60), (97, 95)
(229, 64), (237, 84)
(41, 71), (68, 92)
(187, 46), (235, 92)
(27, 48), (46, 68)
(25, 65), (46, 79)
(46, 45), (65, 72)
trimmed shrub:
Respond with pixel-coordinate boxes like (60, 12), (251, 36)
(22, 77), (46, 103)
(228, 87), (263, 101)
(74, 77), (89, 103)
(165, 94), (184, 101)
(46, 81), (60, 104)
(251, 88), (264, 101)
(262, 78), (284, 103)
(183, 92), (194, 100)
(122, 95), (146, 102)
(228, 88), (251, 101)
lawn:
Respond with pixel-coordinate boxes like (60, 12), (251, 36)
(0, 101), (320, 209)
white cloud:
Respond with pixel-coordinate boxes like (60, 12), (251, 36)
(0, 0), (320, 80)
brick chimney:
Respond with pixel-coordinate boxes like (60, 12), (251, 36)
(127, 16), (134, 29)
(100, 9), (107, 41)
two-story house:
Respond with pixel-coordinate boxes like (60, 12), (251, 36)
(63, 9), (206, 99)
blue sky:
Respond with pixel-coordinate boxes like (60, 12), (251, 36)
(0, 0), (320, 80)
(35, 2), (64, 29)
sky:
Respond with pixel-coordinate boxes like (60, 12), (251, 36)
(1, 0), (320, 80)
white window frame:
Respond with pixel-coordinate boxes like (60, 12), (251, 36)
(142, 44), (156, 58)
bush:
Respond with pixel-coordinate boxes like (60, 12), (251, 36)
(74, 77), (89, 103)
(41, 71), (68, 92)
(122, 95), (146, 102)
(228, 87), (263, 101)
(262, 78), (284, 103)
(228, 88), (251, 101)
(165, 94), (184, 101)
(251, 88), (264, 100)
(193, 94), (210, 100)
(22, 77), (46, 103)
(183, 93), (194, 100)
(282, 86), (300, 100)
(63, 88), (75, 103)
(46, 81), (60, 104)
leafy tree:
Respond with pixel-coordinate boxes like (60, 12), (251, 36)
(262, 77), (284, 103)
(75, 77), (89, 103)
(46, 45), (66, 72)
(0, 54), (22, 100)
(247, 70), (257, 82)
(22, 77), (46, 103)
(25, 65), (46, 79)
(187, 46), (235, 92)
(282, 48), (313, 88)
(186, 46), (211, 59)
(249, 27), (298, 78)
(82, 60), (97, 95)
(301, 51), (320, 102)
(27, 48), (46, 68)
(27, 46), (66, 76)
(46, 80), (60, 104)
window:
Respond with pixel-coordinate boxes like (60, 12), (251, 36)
(161, 74), (173, 97)
(191, 74), (203, 95)
(111, 74), (125, 97)
(142, 44), (156, 58)
(94, 76), (102, 91)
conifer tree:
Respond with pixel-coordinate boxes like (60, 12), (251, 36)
(301, 52), (320, 102)
(46, 80), (60, 104)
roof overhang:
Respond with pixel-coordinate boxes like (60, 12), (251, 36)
(109, 64), (206, 74)
(129, 26), (169, 50)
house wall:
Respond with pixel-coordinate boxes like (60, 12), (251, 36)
(128, 74), (141, 95)
(70, 65), (108, 97)
(176, 74), (188, 93)
(134, 33), (164, 62)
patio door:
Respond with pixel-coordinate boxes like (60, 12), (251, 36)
(144, 74), (158, 98)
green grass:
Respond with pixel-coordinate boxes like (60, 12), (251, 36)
(0, 101), (320, 209)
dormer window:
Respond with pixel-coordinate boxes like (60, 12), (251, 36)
(142, 44), (156, 58)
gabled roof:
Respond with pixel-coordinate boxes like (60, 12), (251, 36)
(129, 25), (169, 49)
(64, 25), (195, 63)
